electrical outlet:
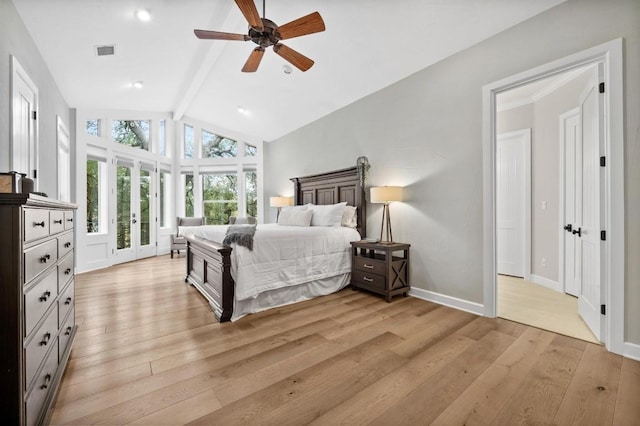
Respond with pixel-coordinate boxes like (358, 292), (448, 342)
(541, 257), (547, 267)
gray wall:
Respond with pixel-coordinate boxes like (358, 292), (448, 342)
(264, 0), (640, 344)
(0, 0), (70, 198)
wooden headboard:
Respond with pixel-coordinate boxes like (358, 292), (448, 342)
(290, 166), (366, 237)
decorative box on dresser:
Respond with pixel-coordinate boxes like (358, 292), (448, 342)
(350, 241), (411, 302)
(0, 194), (78, 425)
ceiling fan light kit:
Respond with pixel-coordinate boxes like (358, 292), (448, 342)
(194, 0), (325, 73)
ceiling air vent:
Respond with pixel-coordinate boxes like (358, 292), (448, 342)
(95, 45), (115, 56)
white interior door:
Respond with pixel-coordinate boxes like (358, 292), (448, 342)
(561, 109), (581, 297)
(496, 129), (531, 278)
(577, 65), (605, 341)
(11, 56), (39, 188)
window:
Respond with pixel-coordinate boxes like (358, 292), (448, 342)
(184, 173), (194, 217)
(116, 165), (132, 249)
(159, 171), (171, 227)
(86, 159), (107, 233)
(86, 119), (101, 137)
(245, 171), (257, 218)
(159, 120), (166, 157)
(184, 124), (194, 159)
(245, 143), (257, 157)
(202, 174), (237, 225)
(139, 167), (152, 246)
(112, 120), (150, 150)
(202, 130), (237, 158)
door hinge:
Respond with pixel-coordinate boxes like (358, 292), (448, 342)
(155, 242), (158, 247)
(600, 156), (606, 167)
(112, 248), (115, 254)
(601, 304), (606, 315)
(33, 169), (37, 179)
(601, 230), (606, 241)
(32, 111), (37, 120)
(599, 82), (605, 93)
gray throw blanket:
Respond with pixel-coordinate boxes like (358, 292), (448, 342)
(223, 224), (257, 250)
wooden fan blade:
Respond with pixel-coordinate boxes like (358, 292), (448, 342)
(242, 47), (265, 72)
(194, 29), (249, 41)
(277, 11), (325, 40)
(234, 0), (263, 31)
(273, 43), (314, 72)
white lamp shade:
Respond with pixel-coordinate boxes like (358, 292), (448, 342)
(270, 196), (293, 207)
(370, 186), (403, 203)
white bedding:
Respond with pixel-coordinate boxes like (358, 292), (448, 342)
(178, 223), (361, 302)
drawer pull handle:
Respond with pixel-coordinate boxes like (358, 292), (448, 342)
(363, 276), (374, 283)
(64, 268), (72, 275)
(39, 291), (51, 302)
(41, 374), (52, 390)
(66, 218), (73, 222)
(64, 242), (71, 248)
(40, 332), (51, 346)
(65, 326), (72, 336)
(34, 221), (45, 227)
(54, 219), (63, 224)
(65, 297), (72, 305)
(363, 264), (374, 269)
(40, 254), (51, 263)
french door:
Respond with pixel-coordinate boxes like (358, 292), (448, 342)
(114, 158), (156, 264)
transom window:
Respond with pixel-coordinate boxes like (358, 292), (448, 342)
(202, 130), (237, 158)
(112, 120), (150, 151)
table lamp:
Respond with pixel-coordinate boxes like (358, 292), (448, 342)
(370, 186), (403, 243)
(270, 196), (293, 221)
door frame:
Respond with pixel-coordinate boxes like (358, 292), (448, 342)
(496, 128), (531, 280)
(482, 38), (624, 355)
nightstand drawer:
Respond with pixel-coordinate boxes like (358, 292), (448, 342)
(353, 256), (386, 275)
(352, 269), (386, 290)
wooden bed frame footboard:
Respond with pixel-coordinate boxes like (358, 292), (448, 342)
(185, 166), (366, 323)
(185, 235), (234, 322)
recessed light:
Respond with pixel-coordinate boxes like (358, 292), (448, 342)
(237, 106), (248, 115)
(136, 9), (151, 22)
(132, 81), (144, 89)
(283, 64), (292, 74)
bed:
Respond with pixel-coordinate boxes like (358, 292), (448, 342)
(183, 167), (367, 322)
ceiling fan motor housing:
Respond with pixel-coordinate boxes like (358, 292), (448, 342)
(248, 18), (281, 48)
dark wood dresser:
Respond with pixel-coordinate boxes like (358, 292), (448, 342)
(350, 241), (411, 302)
(0, 194), (78, 425)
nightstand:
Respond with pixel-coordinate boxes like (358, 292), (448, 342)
(350, 241), (410, 302)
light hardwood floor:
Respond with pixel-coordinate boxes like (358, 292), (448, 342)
(50, 255), (640, 425)
(498, 274), (599, 344)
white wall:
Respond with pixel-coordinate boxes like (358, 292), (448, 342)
(0, 0), (70, 198)
(264, 0), (640, 345)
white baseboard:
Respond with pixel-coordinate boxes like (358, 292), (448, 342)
(624, 341), (640, 361)
(410, 287), (483, 316)
(530, 274), (562, 293)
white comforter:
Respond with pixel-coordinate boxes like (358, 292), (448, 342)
(178, 224), (361, 301)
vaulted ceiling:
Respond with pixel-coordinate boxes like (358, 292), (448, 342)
(12, 0), (565, 142)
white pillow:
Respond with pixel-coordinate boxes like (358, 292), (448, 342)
(341, 205), (357, 228)
(308, 202), (347, 227)
(280, 204), (308, 214)
(278, 209), (313, 227)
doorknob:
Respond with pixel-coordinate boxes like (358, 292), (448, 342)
(572, 227), (582, 237)
(132, 218), (137, 224)
(564, 224), (573, 232)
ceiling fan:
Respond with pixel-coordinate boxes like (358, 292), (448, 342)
(194, 0), (325, 73)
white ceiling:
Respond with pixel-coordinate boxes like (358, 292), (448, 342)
(12, 0), (565, 142)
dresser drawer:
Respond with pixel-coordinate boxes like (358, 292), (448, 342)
(58, 252), (74, 290)
(24, 268), (58, 337)
(58, 281), (74, 328)
(25, 305), (58, 390)
(353, 256), (386, 275)
(64, 210), (74, 230)
(24, 239), (58, 284)
(24, 209), (50, 243)
(49, 210), (65, 234)
(59, 308), (75, 362)
(351, 269), (386, 290)
(25, 339), (59, 426)
(58, 231), (74, 258)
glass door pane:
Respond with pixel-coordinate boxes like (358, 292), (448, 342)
(139, 169), (151, 246)
(116, 165), (132, 250)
